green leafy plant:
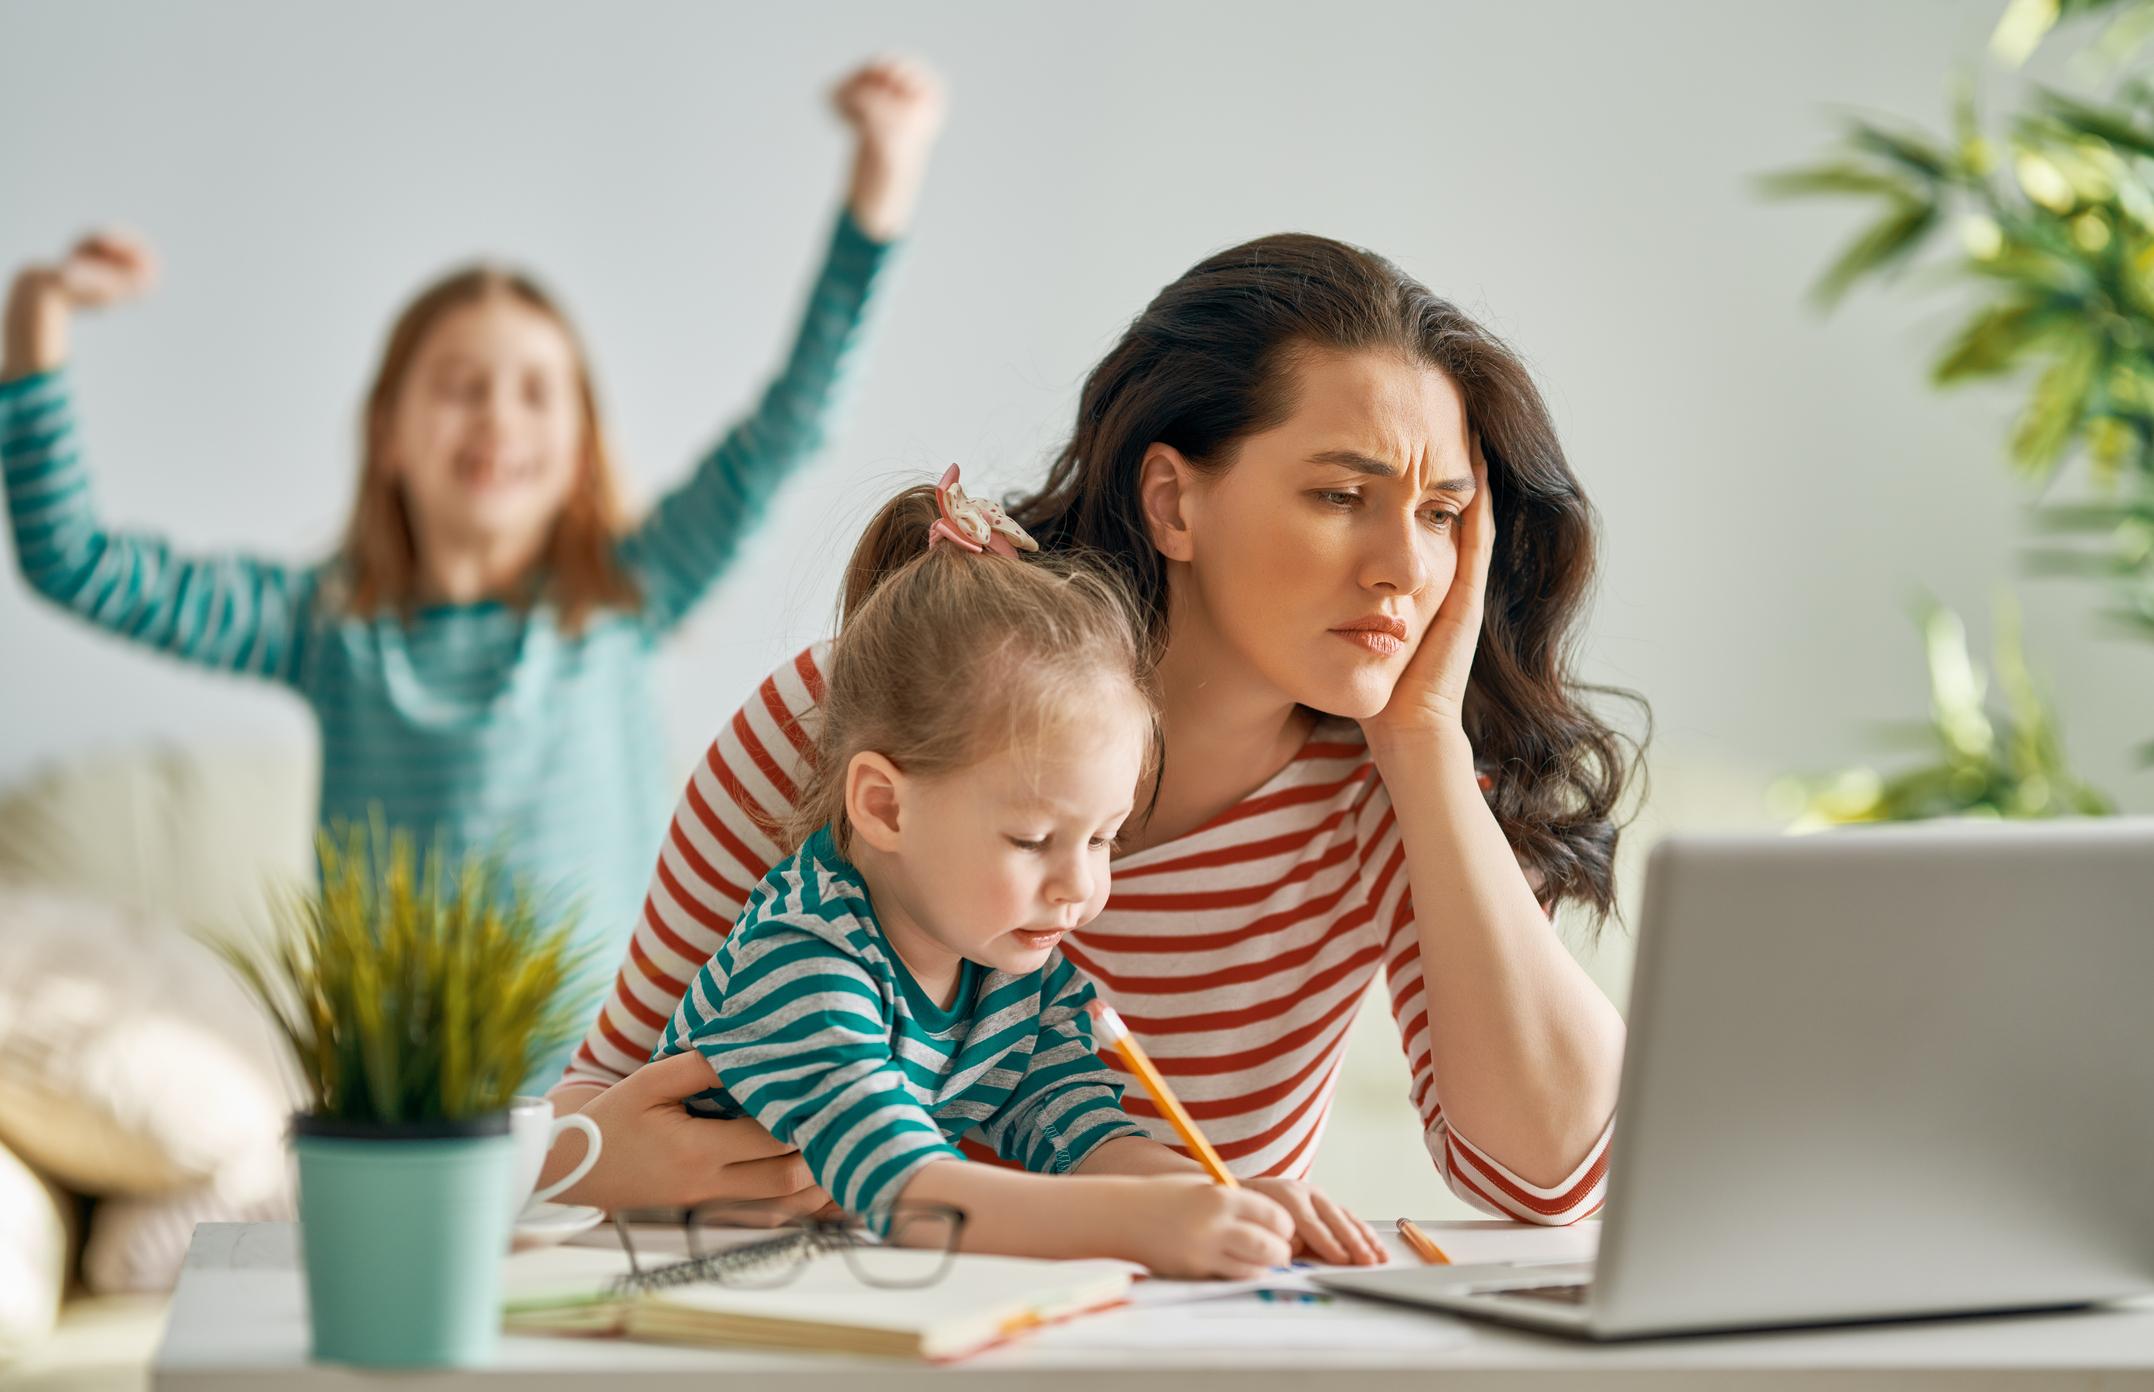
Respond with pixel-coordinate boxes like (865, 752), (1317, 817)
(208, 822), (588, 1123)
(1773, 597), (2113, 827)
(1761, 0), (2154, 765)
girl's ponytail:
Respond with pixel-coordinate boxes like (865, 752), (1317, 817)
(837, 485), (941, 624)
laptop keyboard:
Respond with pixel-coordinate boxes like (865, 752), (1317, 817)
(1500, 1282), (1594, 1305)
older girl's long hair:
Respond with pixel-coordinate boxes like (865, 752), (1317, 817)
(1007, 234), (1648, 925)
(341, 267), (637, 629)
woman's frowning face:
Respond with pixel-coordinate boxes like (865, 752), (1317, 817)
(1159, 346), (1477, 721)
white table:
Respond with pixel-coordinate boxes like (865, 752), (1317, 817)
(155, 1221), (2154, 1389)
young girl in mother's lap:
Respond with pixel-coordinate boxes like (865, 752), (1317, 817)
(648, 470), (1381, 1277)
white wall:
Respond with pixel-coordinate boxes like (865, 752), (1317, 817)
(4, 1), (2148, 844)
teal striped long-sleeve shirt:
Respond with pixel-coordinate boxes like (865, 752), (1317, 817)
(0, 214), (894, 1080)
(653, 826), (1149, 1231)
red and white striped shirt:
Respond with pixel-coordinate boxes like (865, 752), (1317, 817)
(564, 644), (1610, 1224)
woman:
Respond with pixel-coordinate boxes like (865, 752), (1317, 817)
(545, 232), (1638, 1242)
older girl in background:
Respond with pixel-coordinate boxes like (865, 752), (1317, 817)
(1, 59), (945, 1082)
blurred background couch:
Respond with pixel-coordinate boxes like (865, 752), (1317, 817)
(0, 744), (309, 1389)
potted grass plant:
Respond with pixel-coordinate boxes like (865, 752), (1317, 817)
(209, 821), (586, 1369)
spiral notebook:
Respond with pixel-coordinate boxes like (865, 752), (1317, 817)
(503, 1242), (1134, 1362)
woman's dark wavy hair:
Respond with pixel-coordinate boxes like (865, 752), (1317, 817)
(1006, 233), (1648, 927)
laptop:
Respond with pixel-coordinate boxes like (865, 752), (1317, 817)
(1315, 816), (2154, 1339)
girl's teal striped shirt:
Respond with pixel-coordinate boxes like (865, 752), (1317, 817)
(654, 825), (1148, 1231)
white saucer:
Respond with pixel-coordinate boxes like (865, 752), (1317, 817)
(511, 1201), (606, 1252)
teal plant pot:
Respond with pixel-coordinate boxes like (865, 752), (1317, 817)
(292, 1112), (515, 1368)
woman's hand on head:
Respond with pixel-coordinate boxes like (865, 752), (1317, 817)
(5, 228), (159, 378)
(542, 1051), (834, 1215)
(830, 56), (945, 241)
(1362, 433), (1495, 750)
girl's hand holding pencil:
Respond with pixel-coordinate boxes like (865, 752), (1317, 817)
(1087, 1000), (1387, 1269)
(1112, 1174), (1297, 1281)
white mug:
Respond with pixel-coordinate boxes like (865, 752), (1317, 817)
(506, 1095), (602, 1223)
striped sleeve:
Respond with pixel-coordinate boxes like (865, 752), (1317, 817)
(0, 370), (313, 684)
(621, 213), (896, 632)
(974, 958), (1150, 1175)
(664, 917), (962, 1231)
(558, 644), (828, 1089)
(1366, 789), (1612, 1225)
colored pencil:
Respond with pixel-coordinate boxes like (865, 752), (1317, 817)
(1085, 999), (1238, 1187)
(1396, 1217), (1452, 1265)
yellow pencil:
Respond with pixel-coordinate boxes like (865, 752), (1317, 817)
(1396, 1217), (1452, 1265)
(1085, 1000), (1238, 1187)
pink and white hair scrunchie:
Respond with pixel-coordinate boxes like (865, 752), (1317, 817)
(927, 464), (1039, 558)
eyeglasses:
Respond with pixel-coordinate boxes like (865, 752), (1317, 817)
(607, 1201), (968, 1295)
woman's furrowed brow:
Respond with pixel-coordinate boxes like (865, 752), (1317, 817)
(1307, 448), (1398, 477)
(1307, 449), (1475, 494)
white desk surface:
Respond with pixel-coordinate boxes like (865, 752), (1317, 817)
(154, 1221), (2154, 1390)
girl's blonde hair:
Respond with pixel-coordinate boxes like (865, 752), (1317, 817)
(786, 482), (1161, 855)
(341, 266), (639, 630)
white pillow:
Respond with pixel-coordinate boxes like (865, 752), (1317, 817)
(0, 1136), (75, 1366)
(82, 1149), (295, 1295)
(0, 886), (298, 1197)
(0, 742), (313, 930)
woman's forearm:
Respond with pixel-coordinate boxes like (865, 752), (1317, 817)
(1371, 725), (1624, 1187)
